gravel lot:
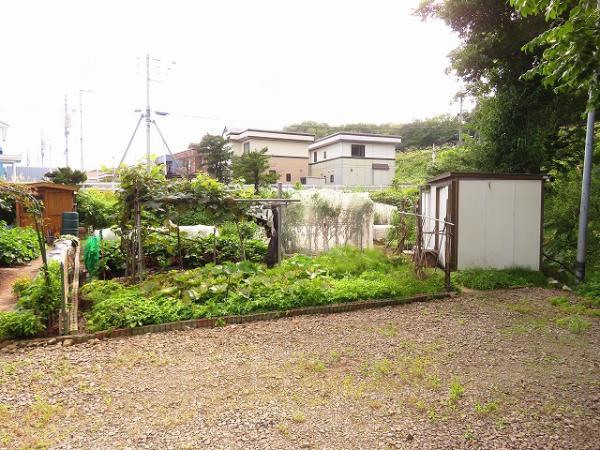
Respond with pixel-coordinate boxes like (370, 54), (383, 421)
(1, 288), (599, 449)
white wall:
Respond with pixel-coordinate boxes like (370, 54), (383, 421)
(457, 179), (541, 270)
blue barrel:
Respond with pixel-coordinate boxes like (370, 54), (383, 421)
(61, 211), (79, 236)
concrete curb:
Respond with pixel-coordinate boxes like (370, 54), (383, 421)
(3, 291), (455, 350)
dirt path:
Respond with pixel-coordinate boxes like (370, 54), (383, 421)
(0, 257), (43, 311)
(0, 288), (598, 449)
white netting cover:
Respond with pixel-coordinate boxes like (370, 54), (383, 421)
(281, 190), (374, 254)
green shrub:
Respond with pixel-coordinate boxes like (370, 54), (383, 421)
(0, 310), (45, 339)
(453, 268), (547, 290)
(80, 280), (129, 303)
(576, 272), (600, 304)
(86, 290), (193, 331)
(96, 239), (126, 277)
(77, 189), (117, 229)
(16, 262), (62, 318)
(0, 225), (39, 266)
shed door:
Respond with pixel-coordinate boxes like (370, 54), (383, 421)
(435, 186), (449, 267)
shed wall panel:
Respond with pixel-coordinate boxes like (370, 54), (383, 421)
(457, 179), (541, 270)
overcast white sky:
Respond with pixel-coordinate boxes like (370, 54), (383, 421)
(0, 0), (465, 171)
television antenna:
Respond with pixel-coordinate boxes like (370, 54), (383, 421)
(119, 54), (178, 172)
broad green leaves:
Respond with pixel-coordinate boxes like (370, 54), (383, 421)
(510, 0), (600, 108)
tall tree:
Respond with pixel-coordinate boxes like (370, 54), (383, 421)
(417, 0), (586, 173)
(191, 134), (233, 183)
(44, 167), (87, 185)
(232, 147), (276, 194)
(510, 0), (600, 109)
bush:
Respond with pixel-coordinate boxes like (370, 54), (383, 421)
(0, 225), (39, 266)
(453, 268), (548, 290)
(95, 239), (127, 277)
(84, 248), (446, 331)
(0, 310), (45, 339)
(16, 262), (62, 318)
(80, 280), (129, 303)
(86, 290), (193, 331)
(77, 189), (118, 229)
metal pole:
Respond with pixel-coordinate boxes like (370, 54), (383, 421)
(458, 94), (464, 145)
(146, 53), (151, 170)
(64, 94), (70, 167)
(79, 90), (83, 171)
(575, 101), (596, 282)
(575, 0), (599, 282)
(119, 114), (144, 166)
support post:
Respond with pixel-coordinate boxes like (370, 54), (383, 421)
(575, 102), (596, 282)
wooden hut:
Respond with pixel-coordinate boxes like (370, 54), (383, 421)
(16, 182), (78, 236)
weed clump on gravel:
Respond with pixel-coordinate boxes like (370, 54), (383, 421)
(453, 268), (547, 290)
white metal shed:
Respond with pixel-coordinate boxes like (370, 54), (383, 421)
(419, 172), (545, 271)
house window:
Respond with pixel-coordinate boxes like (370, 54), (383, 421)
(313, 152), (317, 163)
(243, 142), (250, 153)
(330, 174), (334, 183)
(351, 144), (365, 157)
(285, 173), (291, 182)
(323, 151), (327, 159)
(269, 170), (277, 177)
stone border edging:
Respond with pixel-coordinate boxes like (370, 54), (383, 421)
(3, 291), (455, 350)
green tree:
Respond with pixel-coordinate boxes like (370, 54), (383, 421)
(190, 134), (233, 183)
(510, 0), (600, 108)
(284, 115), (465, 149)
(417, 0), (586, 173)
(232, 147), (276, 194)
(44, 167), (87, 185)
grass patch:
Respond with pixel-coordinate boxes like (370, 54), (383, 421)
(548, 295), (600, 317)
(475, 400), (499, 414)
(556, 315), (591, 334)
(454, 268), (547, 290)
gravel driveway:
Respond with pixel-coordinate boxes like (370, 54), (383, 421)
(1, 288), (598, 449)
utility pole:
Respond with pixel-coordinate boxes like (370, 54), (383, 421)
(575, 101), (596, 282)
(146, 53), (151, 170)
(458, 93), (464, 145)
(40, 130), (45, 167)
(64, 94), (71, 167)
(575, 0), (599, 282)
(79, 89), (92, 171)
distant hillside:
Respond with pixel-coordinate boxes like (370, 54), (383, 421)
(284, 114), (467, 150)
(394, 145), (477, 185)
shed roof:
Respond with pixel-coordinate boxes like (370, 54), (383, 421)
(309, 132), (402, 150)
(22, 182), (79, 191)
(425, 172), (545, 184)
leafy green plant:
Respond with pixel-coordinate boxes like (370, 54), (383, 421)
(448, 379), (465, 406)
(83, 247), (446, 331)
(77, 189), (117, 229)
(15, 262), (62, 318)
(0, 225), (40, 266)
(453, 268), (547, 290)
(0, 310), (45, 339)
(85, 291), (193, 331)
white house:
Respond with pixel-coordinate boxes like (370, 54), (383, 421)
(420, 172), (545, 271)
(227, 129), (315, 184)
(0, 121), (22, 181)
(308, 132), (401, 186)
